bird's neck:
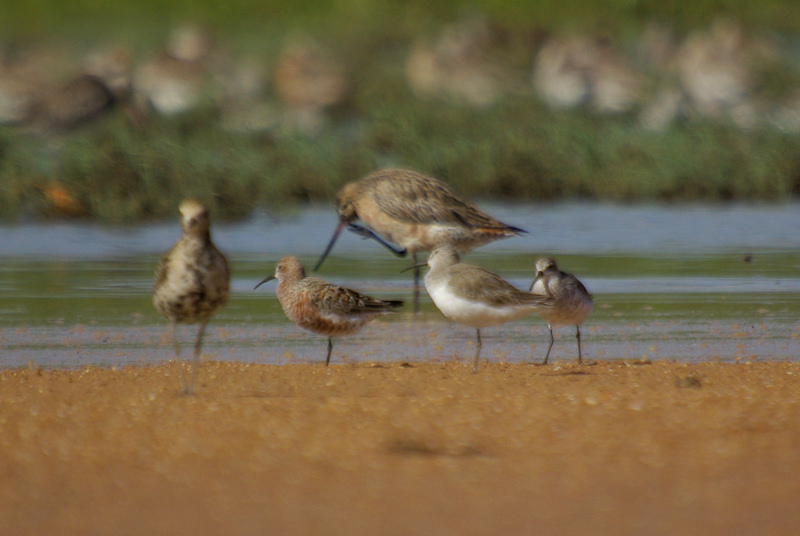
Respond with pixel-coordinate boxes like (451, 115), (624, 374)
(424, 263), (449, 290)
(187, 230), (211, 244)
(277, 271), (304, 293)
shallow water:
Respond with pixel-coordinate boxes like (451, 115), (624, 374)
(1, 203), (798, 368)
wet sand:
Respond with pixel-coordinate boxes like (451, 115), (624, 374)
(1, 359), (799, 535)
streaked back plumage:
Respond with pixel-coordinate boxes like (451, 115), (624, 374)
(258, 256), (403, 364)
(153, 199), (230, 324)
(152, 199), (229, 394)
(335, 169), (524, 253)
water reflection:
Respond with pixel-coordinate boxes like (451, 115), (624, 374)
(1, 203), (798, 368)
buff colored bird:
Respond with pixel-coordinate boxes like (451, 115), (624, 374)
(314, 168), (525, 312)
(153, 199), (230, 394)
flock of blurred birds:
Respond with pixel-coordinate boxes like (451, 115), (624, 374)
(2, 15), (800, 136)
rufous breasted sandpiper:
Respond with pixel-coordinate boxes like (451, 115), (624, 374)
(255, 256), (403, 365)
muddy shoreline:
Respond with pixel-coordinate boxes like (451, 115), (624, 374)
(1, 360), (798, 535)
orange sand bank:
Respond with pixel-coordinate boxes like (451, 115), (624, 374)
(1, 360), (798, 535)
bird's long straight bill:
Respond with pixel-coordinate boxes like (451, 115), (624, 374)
(313, 221), (346, 272)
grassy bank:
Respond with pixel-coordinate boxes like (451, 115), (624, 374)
(6, 0), (800, 41)
(2, 1), (800, 222)
(2, 98), (799, 222)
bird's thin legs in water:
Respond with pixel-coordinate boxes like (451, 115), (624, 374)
(413, 251), (420, 314)
(171, 320), (189, 394)
(576, 326), (582, 364)
(184, 320), (207, 395)
(193, 320), (207, 357)
(172, 320), (184, 390)
(473, 328), (482, 373)
(542, 324), (555, 365)
(325, 338), (333, 366)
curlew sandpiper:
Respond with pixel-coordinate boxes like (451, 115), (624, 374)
(255, 256), (403, 365)
(314, 168), (525, 313)
(417, 243), (553, 372)
(529, 257), (593, 364)
(153, 199), (230, 394)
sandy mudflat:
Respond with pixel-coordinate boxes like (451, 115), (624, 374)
(1, 360), (799, 536)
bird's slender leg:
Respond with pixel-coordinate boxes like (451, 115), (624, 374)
(542, 324), (555, 365)
(412, 251), (420, 314)
(473, 328), (482, 373)
(576, 326), (582, 365)
(325, 338), (333, 366)
(171, 320), (188, 394)
(186, 320), (207, 395)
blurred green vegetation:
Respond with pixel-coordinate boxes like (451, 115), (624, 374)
(6, 0), (800, 41)
(2, 0), (800, 222)
(2, 98), (798, 223)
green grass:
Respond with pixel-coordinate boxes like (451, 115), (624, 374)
(5, 0), (800, 42)
(2, 92), (799, 222)
(2, 0), (800, 222)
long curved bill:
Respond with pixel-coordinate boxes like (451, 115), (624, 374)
(313, 221), (346, 272)
(254, 274), (276, 290)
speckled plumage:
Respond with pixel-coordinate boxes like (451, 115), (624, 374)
(529, 257), (593, 364)
(255, 256), (403, 365)
(422, 244), (553, 372)
(153, 199), (230, 394)
(315, 168), (525, 312)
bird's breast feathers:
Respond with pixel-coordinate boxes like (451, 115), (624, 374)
(427, 280), (533, 328)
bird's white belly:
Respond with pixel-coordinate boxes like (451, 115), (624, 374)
(427, 283), (531, 328)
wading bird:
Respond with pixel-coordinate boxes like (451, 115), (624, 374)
(529, 257), (593, 364)
(314, 168), (525, 313)
(256, 256), (403, 365)
(153, 199), (230, 394)
(415, 243), (553, 371)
